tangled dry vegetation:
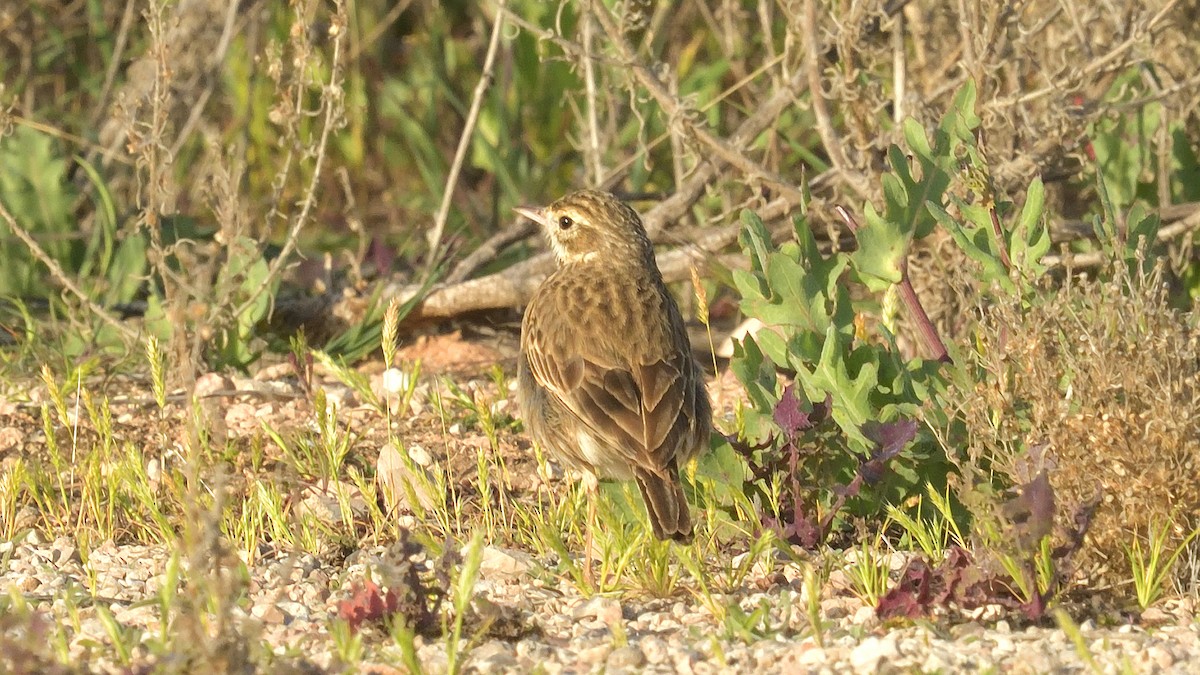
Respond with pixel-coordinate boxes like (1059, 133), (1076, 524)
(6, 0), (1198, 337)
(960, 262), (1200, 592)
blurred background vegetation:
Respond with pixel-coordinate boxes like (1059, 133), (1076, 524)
(3, 0), (1197, 375)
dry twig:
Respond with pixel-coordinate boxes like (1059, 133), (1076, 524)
(424, 0), (509, 278)
(590, 3), (808, 206)
(797, 0), (870, 200)
(1042, 203), (1200, 270)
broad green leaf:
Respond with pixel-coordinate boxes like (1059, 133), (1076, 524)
(929, 201), (1015, 293)
(729, 335), (776, 413)
(1016, 178), (1045, 236)
(696, 439), (748, 504)
(0, 127), (78, 295)
(106, 235), (147, 306)
(1127, 203), (1161, 249)
(944, 79), (980, 142)
(1010, 179), (1051, 280)
(902, 117), (932, 159)
(739, 209), (772, 274)
(731, 268), (767, 302)
(793, 324), (876, 451)
(852, 203), (907, 292)
(74, 155), (118, 282)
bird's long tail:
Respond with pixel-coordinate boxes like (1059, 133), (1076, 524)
(634, 468), (693, 543)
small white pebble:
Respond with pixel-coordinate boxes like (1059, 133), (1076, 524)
(382, 367), (410, 394)
(409, 444), (432, 466)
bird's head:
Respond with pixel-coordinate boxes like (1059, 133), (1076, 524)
(514, 190), (654, 266)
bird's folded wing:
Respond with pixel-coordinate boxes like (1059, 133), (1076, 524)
(526, 323), (686, 473)
(577, 358), (688, 473)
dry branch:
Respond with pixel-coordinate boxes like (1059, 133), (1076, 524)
(1042, 202), (1200, 270)
(424, 0), (509, 278)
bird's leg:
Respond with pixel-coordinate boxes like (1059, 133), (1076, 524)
(582, 471), (598, 589)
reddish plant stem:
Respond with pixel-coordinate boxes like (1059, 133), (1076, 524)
(835, 206), (952, 364)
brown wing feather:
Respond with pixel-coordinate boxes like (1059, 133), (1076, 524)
(565, 358), (686, 475)
(633, 359), (686, 457)
(521, 274), (693, 476)
(522, 290), (584, 396)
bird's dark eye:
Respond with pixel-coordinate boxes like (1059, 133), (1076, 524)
(558, 216), (574, 230)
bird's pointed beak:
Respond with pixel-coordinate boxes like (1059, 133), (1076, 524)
(513, 205), (550, 228)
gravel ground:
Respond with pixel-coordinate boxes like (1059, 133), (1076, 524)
(4, 534), (1198, 674)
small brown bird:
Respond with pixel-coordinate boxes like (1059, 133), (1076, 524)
(515, 189), (713, 549)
